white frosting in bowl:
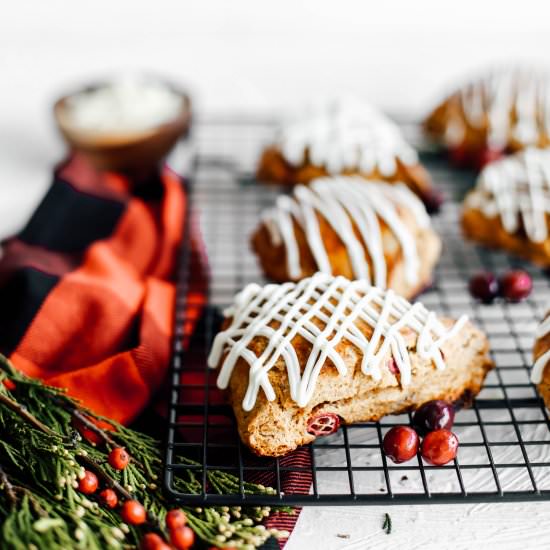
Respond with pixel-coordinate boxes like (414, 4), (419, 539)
(63, 77), (184, 136)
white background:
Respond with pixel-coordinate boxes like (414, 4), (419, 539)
(2, 0), (550, 238)
(3, 2), (550, 548)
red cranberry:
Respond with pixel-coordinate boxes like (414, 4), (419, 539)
(449, 144), (470, 168)
(382, 426), (419, 464)
(422, 188), (444, 214)
(307, 413), (341, 436)
(476, 146), (504, 170)
(499, 270), (532, 302)
(421, 429), (459, 466)
(387, 358), (399, 375)
(412, 400), (455, 436)
(469, 272), (499, 303)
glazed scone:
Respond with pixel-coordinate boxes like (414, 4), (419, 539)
(251, 176), (441, 300)
(533, 312), (550, 410)
(425, 66), (550, 169)
(257, 98), (442, 212)
(208, 274), (494, 457)
(462, 148), (550, 266)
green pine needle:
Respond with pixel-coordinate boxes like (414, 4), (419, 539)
(0, 354), (289, 549)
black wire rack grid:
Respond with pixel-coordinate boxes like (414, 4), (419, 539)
(164, 118), (550, 506)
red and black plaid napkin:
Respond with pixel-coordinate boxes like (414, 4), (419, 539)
(0, 154), (308, 547)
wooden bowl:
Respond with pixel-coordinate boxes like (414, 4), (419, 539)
(53, 81), (192, 180)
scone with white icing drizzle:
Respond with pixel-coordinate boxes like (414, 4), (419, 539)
(531, 311), (550, 409)
(425, 66), (550, 169)
(251, 176), (441, 300)
(532, 312), (550, 409)
(257, 98), (442, 212)
(462, 148), (550, 266)
(208, 273), (493, 457)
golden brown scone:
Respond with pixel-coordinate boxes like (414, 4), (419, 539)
(257, 98), (442, 212)
(461, 148), (550, 266)
(532, 313), (550, 409)
(208, 274), (494, 457)
(251, 176), (441, 300)
(424, 66), (550, 169)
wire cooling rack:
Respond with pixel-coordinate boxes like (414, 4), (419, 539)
(163, 118), (550, 506)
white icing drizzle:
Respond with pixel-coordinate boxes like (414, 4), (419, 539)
(261, 176), (430, 286)
(277, 97), (418, 177)
(465, 148), (550, 243)
(532, 312), (550, 384)
(452, 66), (550, 149)
(208, 273), (468, 411)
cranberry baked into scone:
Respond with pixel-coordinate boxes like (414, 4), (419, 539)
(425, 66), (550, 169)
(208, 273), (493, 457)
(257, 98), (442, 212)
(533, 313), (550, 410)
(252, 176), (441, 300)
(462, 148), (550, 266)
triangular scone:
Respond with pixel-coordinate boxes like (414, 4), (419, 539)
(462, 148), (550, 266)
(208, 274), (493, 457)
(532, 313), (550, 409)
(251, 176), (441, 300)
(257, 98), (441, 212)
(425, 66), (550, 169)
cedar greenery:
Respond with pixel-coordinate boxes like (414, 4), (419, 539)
(0, 354), (290, 549)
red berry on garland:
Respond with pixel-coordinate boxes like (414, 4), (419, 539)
(469, 272), (499, 303)
(99, 488), (118, 509)
(166, 509), (187, 530)
(170, 525), (195, 550)
(108, 447), (130, 470)
(500, 270), (532, 302)
(121, 500), (147, 525)
(72, 418), (103, 446)
(78, 470), (98, 494)
(382, 426), (419, 464)
(421, 428), (459, 466)
(2, 379), (16, 391)
(141, 533), (170, 550)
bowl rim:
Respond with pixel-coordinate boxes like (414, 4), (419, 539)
(53, 78), (192, 148)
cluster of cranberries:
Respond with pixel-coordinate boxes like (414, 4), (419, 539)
(76, 446), (195, 550)
(140, 510), (195, 550)
(469, 270), (532, 304)
(382, 400), (459, 466)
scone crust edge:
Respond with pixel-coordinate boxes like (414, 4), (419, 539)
(256, 146), (434, 200)
(251, 203), (442, 300)
(221, 319), (493, 457)
(462, 199), (550, 267)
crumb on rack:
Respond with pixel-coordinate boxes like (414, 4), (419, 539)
(383, 513), (392, 534)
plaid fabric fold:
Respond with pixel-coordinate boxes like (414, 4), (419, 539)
(0, 154), (206, 424)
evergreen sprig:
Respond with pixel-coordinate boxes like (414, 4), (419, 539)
(0, 355), (291, 549)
